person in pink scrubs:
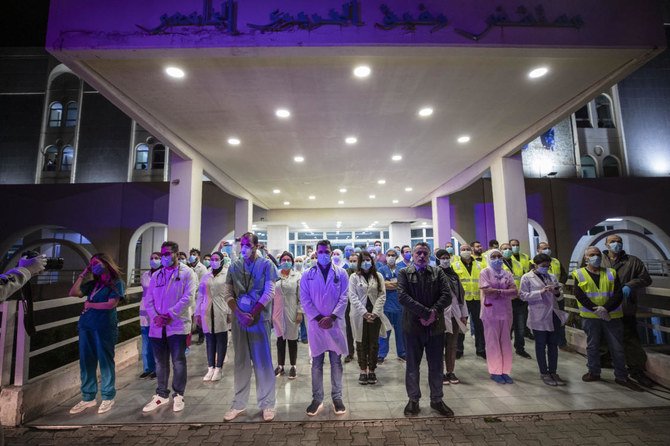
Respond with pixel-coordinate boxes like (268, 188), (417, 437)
(479, 249), (518, 384)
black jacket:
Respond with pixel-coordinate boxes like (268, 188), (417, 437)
(398, 265), (452, 336)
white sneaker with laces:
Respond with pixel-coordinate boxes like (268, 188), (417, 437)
(224, 407), (246, 421)
(203, 367), (215, 381)
(173, 394), (185, 412)
(142, 395), (169, 413)
(97, 400), (114, 414)
(211, 367), (222, 381)
(263, 407), (276, 422)
(69, 400), (97, 414)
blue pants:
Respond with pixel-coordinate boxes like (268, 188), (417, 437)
(311, 351), (343, 403)
(140, 326), (155, 373)
(405, 329), (444, 402)
(378, 310), (405, 359)
(533, 314), (561, 374)
(299, 319), (308, 342)
(582, 318), (627, 380)
(205, 331), (228, 368)
(151, 332), (188, 398)
(79, 327), (118, 401)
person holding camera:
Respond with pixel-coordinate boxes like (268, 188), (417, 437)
(68, 253), (125, 415)
(0, 255), (46, 301)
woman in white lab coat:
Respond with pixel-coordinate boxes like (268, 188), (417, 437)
(272, 251), (303, 379)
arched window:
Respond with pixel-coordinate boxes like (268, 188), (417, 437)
(61, 146), (74, 171)
(43, 145), (59, 171)
(48, 102), (63, 127)
(603, 155), (620, 177)
(581, 155), (597, 178)
(575, 104), (592, 128)
(596, 95), (615, 128)
(65, 101), (78, 127)
(152, 144), (166, 170)
(134, 143), (149, 170)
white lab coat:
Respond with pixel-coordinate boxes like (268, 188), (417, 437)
(348, 272), (392, 342)
(140, 270), (153, 327)
(192, 262), (209, 281)
(272, 270), (302, 340)
(145, 265), (197, 337)
(299, 264), (349, 357)
(195, 268), (231, 334)
(519, 270), (568, 332)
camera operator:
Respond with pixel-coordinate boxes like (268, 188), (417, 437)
(0, 255), (46, 301)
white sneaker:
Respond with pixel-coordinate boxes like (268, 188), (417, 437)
(263, 407), (276, 422)
(142, 395), (169, 413)
(173, 395), (185, 412)
(224, 407), (246, 421)
(69, 400), (97, 414)
(203, 367), (215, 381)
(97, 400), (114, 414)
(211, 367), (222, 381)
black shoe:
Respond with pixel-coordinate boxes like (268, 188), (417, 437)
(631, 373), (656, 388)
(455, 351), (463, 359)
(430, 400), (455, 417)
(149, 372), (157, 379)
(139, 371), (152, 379)
(274, 366), (285, 377)
(344, 355), (353, 363)
(442, 373), (450, 384)
(398, 356), (406, 362)
(404, 400), (420, 416)
(306, 400), (323, 416)
(288, 366), (297, 380)
(582, 372), (601, 382)
(301, 339), (308, 344)
(476, 351), (487, 360)
(446, 372), (460, 384)
(333, 399), (346, 415)
(358, 373), (368, 385)
(616, 378), (644, 392)
(516, 350), (532, 359)
(195, 337), (204, 345)
(377, 357), (385, 364)
(367, 372), (377, 385)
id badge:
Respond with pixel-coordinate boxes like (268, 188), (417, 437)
(238, 294), (254, 312)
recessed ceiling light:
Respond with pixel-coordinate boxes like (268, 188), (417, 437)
(353, 65), (371, 78)
(373, 221), (378, 224)
(457, 135), (471, 144)
(345, 136), (358, 145)
(283, 201), (290, 205)
(275, 108), (291, 118)
(418, 107), (434, 117)
(528, 67), (549, 79)
(392, 199), (399, 204)
(338, 200), (344, 204)
(339, 188), (347, 193)
(377, 179), (386, 185)
(227, 137), (241, 146)
(165, 66), (185, 78)
(308, 195), (316, 200)
(294, 156), (304, 163)
(272, 189), (281, 194)
(392, 154), (402, 161)
(301, 222), (307, 225)
(405, 187), (413, 192)
(369, 194), (376, 199)
(336, 221), (342, 225)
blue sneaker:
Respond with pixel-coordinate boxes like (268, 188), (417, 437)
(490, 374), (505, 384)
(501, 374), (514, 384)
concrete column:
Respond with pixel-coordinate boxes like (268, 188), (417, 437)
(168, 154), (203, 252)
(266, 224), (289, 256)
(431, 196), (452, 249)
(490, 155), (530, 253)
(389, 222), (411, 249)
(235, 198), (253, 238)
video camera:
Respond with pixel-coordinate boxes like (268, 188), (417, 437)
(22, 250), (64, 271)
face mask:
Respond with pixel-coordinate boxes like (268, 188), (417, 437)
(446, 247), (455, 255)
(541, 248), (552, 256)
(502, 249), (512, 259)
(332, 255), (342, 265)
(240, 246), (253, 260)
(295, 262), (303, 271)
(150, 259), (161, 270)
(511, 246), (520, 254)
(223, 257), (231, 266)
(361, 260), (372, 271)
(203, 260), (211, 268)
(609, 242), (622, 253)
(350, 262), (358, 268)
(460, 251), (472, 260)
(210, 260), (221, 270)
(489, 258), (503, 270)
(178, 259), (186, 265)
(375, 246), (382, 253)
(403, 252), (412, 261)
(305, 260), (313, 269)
(536, 266), (549, 275)
(222, 245), (233, 256)
(345, 249), (353, 258)
(387, 256), (396, 266)
(91, 263), (105, 276)
(317, 253), (331, 267)
(189, 255), (197, 264)
(369, 253), (376, 260)
(162, 256), (175, 268)
(587, 255), (601, 268)
(280, 261), (292, 271)
(439, 259), (450, 268)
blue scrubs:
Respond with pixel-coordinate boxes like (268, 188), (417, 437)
(377, 265), (406, 360)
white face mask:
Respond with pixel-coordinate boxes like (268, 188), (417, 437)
(387, 256), (396, 266)
(332, 255), (342, 265)
(439, 258), (450, 268)
(460, 251), (472, 260)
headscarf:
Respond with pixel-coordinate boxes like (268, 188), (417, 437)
(487, 248), (504, 271)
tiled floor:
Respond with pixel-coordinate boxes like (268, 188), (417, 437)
(28, 332), (670, 426)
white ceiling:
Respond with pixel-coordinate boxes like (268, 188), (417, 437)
(80, 46), (648, 213)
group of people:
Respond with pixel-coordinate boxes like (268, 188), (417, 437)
(64, 231), (655, 420)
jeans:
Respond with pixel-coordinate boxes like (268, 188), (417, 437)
(345, 302), (355, 357)
(533, 314), (561, 374)
(151, 331), (188, 398)
(466, 300), (485, 355)
(140, 326), (155, 373)
(311, 351), (343, 403)
(277, 336), (298, 366)
(622, 314), (648, 375)
(511, 299), (528, 352)
(79, 327), (118, 401)
(205, 331), (228, 368)
(299, 318), (308, 342)
(582, 318), (627, 380)
(356, 317), (382, 371)
(405, 328), (444, 402)
(444, 318), (460, 374)
(378, 310), (406, 359)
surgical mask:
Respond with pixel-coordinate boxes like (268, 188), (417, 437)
(439, 259), (450, 268)
(489, 258), (503, 270)
(210, 260), (221, 270)
(541, 248), (552, 256)
(502, 249), (512, 259)
(375, 246), (382, 253)
(91, 263), (105, 276)
(387, 256), (396, 266)
(203, 260), (211, 268)
(609, 242), (622, 253)
(344, 251), (353, 258)
(280, 261), (292, 271)
(305, 260), (313, 269)
(460, 251), (472, 260)
(350, 262), (358, 268)
(332, 255), (342, 266)
(446, 247), (455, 255)
(369, 252), (376, 260)
(178, 258), (186, 265)
(536, 266), (549, 275)
(189, 255), (197, 263)
(150, 259), (161, 270)
(317, 253), (331, 267)
(240, 246), (253, 260)
(403, 252), (412, 261)
(162, 256), (175, 268)
(223, 257), (231, 266)
(222, 245), (233, 256)
(511, 246), (520, 255)
(361, 260), (372, 271)
(587, 255), (601, 268)
(295, 262), (304, 271)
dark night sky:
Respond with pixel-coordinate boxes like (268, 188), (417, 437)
(1, 0), (50, 47)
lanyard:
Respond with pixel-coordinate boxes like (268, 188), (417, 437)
(241, 259), (256, 294)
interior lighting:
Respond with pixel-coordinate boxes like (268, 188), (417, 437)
(418, 107), (434, 117)
(606, 218), (623, 222)
(227, 137), (241, 146)
(405, 187), (413, 192)
(353, 65), (371, 78)
(338, 200), (344, 204)
(283, 201), (290, 205)
(272, 189), (280, 194)
(392, 199), (399, 204)
(369, 194), (376, 199)
(275, 108), (291, 118)
(528, 67), (549, 79)
(457, 135), (470, 144)
(377, 179), (386, 185)
(392, 154), (402, 161)
(165, 66), (185, 78)
(345, 136), (358, 145)
(339, 188), (347, 193)
(294, 156), (304, 163)
(308, 195), (316, 200)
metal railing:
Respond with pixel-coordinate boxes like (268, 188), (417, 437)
(568, 259), (670, 276)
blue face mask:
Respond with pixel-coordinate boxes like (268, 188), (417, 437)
(489, 258), (503, 270)
(295, 262), (303, 271)
(162, 256), (174, 268)
(361, 260), (372, 271)
(222, 245), (233, 256)
(512, 246), (520, 254)
(587, 255), (602, 268)
(317, 253), (331, 267)
(403, 252), (411, 261)
(150, 259), (161, 270)
(536, 266), (549, 275)
(446, 247), (455, 255)
(542, 248), (552, 256)
(91, 263), (105, 276)
(203, 260), (211, 268)
(502, 249), (512, 259)
(210, 260), (221, 270)
(280, 261), (292, 271)
(189, 255), (197, 264)
(609, 242), (622, 253)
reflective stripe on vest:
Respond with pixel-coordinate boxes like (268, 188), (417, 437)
(452, 260), (481, 301)
(572, 267), (621, 319)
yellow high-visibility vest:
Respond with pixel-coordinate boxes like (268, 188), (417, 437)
(451, 259), (482, 301)
(502, 257), (524, 290)
(571, 267), (622, 319)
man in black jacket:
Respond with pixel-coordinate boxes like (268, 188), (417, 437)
(398, 242), (453, 417)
